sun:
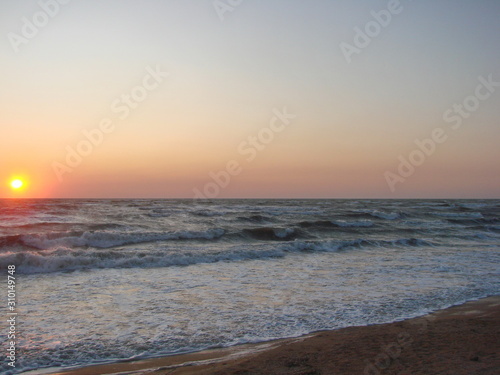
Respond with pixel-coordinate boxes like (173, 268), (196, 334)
(10, 179), (24, 190)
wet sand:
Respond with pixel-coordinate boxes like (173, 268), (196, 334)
(48, 296), (500, 375)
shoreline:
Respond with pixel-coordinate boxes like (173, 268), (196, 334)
(36, 295), (500, 375)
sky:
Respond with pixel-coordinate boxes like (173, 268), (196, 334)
(1, 0), (499, 199)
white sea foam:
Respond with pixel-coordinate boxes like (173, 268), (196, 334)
(274, 227), (296, 238)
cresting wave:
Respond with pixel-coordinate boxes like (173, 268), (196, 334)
(0, 237), (436, 275)
(283, 237), (434, 252)
(242, 227), (298, 240)
(349, 209), (404, 220)
(0, 221), (385, 251)
(2, 215), (494, 252)
(0, 229), (226, 250)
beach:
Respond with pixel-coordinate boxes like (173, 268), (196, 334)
(47, 296), (500, 375)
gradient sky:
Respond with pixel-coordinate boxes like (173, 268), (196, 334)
(1, 0), (499, 198)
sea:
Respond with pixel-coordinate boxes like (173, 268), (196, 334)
(0, 199), (499, 374)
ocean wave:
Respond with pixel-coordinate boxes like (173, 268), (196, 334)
(0, 236), (436, 275)
(0, 222), (70, 230)
(432, 212), (484, 219)
(446, 217), (500, 227)
(351, 210), (403, 220)
(0, 235), (24, 249)
(458, 202), (488, 209)
(298, 220), (335, 228)
(1, 222), (130, 232)
(192, 210), (224, 217)
(257, 207), (324, 216)
(146, 211), (174, 218)
(242, 227), (298, 241)
(0, 229), (225, 250)
(368, 211), (402, 220)
(237, 214), (273, 223)
(400, 219), (450, 228)
(298, 219), (374, 229)
(454, 223), (500, 235)
(425, 205), (456, 210)
(285, 237), (434, 252)
(0, 246), (288, 275)
(332, 220), (374, 227)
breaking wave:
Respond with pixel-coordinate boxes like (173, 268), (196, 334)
(0, 236), (436, 275)
(0, 229), (225, 250)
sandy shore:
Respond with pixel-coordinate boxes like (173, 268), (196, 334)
(47, 296), (500, 375)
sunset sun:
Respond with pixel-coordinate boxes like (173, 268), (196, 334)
(10, 179), (24, 190)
